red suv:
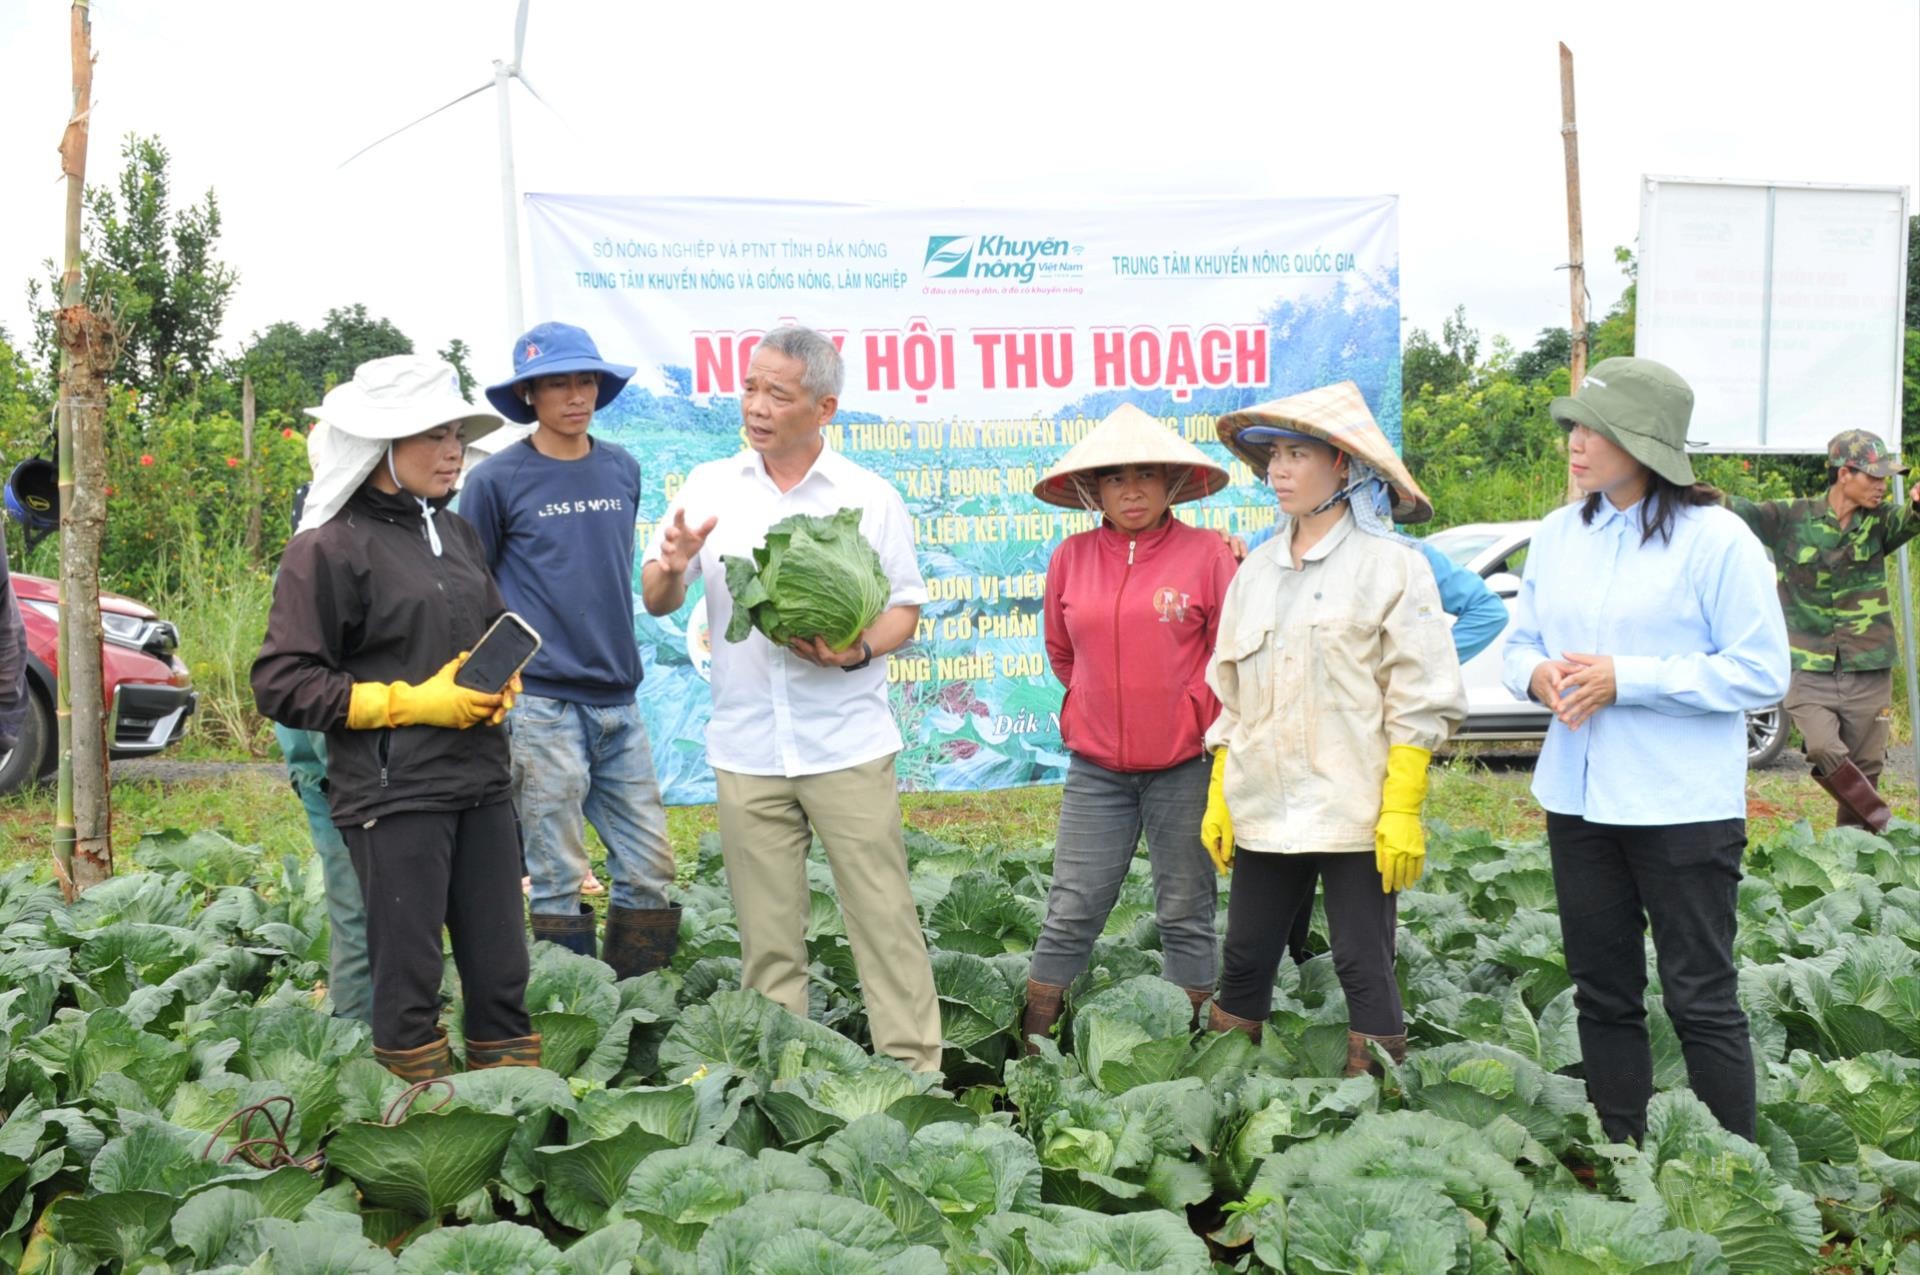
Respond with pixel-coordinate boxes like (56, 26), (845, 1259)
(0, 573), (197, 795)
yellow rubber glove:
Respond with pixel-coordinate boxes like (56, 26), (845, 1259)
(345, 654), (503, 731)
(1200, 748), (1234, 876)
(1375, 744), (1432, 894)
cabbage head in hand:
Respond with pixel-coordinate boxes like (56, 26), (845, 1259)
(721, 507), (890, 651)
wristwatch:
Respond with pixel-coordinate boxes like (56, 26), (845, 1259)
(841, 640), (874, 672)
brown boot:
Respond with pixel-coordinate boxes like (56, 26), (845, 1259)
(1344, 1030), (1408, 1078)
(1817, 759), (1891, 833)
(1022, 980), (1067, 1056)
(375, 1034), (454, 1083)
(602, 903), (682, 981)
(465, 1033), (544, 1070)
(1812, 768), (1861, 828)
(1206, 1001), (1263, 1043)
(1184, 988), (1211, 1030)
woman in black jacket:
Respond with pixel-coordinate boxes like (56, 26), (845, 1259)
(252, 355), (536, 1082)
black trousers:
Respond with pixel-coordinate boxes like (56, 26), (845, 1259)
(1546, 813), (1754, 1144)
(343, 801), (532, 1052)
(1286, 867), (1318, 963)
(1218, 851), (1402, 1036)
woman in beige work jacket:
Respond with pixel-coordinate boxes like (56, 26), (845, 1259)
(1200, 383), (1466, 1076)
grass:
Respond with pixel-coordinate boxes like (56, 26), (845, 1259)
(0, 747), (1897, 885)
(143, 524), (279, 759)
(1428, 751), (1920, 845)
(0, 767), (302, 874)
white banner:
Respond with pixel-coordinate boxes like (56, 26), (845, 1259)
(1637, 177), (1910, 453)
(523, 195), (1401, 802)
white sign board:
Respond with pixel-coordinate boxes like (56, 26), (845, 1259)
(1637, 177), (1909, 454)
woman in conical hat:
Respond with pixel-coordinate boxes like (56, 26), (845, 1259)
(1020, 403), (1236, 1053)
(1201, 381), (1467, 1077)
(1230, 404), (1509, 969)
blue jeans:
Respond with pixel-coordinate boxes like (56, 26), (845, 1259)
(509, 693), (674, 915)
(273, 722), (373, 1026)
(1030, 752), (1217, 990)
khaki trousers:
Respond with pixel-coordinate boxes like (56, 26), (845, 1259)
(714, 754), (942, 1072)
(1785, 667), (1893, 781)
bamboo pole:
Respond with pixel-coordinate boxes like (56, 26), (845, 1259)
(243, 375), (261, 562)
(1560, 42), (1587, 504)
(53, 0), (114, 896)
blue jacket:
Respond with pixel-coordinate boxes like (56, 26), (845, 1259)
(1242, 526), (1507, 661)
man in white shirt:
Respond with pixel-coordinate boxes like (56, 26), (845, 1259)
(641, 325), (941, 1071)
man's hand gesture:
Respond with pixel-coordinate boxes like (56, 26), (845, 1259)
(658, 508), (717, 575)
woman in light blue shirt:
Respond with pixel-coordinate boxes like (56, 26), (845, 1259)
(1501, 357), (1788, 1145)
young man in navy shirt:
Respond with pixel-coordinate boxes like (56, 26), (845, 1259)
(462, 322), (678, 976)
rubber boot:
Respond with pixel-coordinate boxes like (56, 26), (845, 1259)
(375, 1033), (454, 1083)
(530, 903), (597, 958)
(602, 903), (682, 981)
(1812, 768), (1860, 829)
(1184, 987), (1211, 1031)
(1207, 1001), (1263, 1044)
(1022, 980), (1067, 1056)
(465, 1033), (544, 1070)
(1344, 1030), (1408, 1078)
(1817, 759), (1891, 833)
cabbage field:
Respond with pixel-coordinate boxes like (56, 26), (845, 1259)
(2, 817), (1919, 1273)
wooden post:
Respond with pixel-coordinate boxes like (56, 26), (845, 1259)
(242, 374), (261, 561)
(1560, 42), (1588, 504)
(53, 0), (115, 897)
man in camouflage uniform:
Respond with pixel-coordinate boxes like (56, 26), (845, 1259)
(1728, 429), (1920, 831)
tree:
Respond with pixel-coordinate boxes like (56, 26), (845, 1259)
(28, 135), (236, 409)
(439, 338), (476, 398)
(1512, 328), (1573, 385)
(1586, 246), (1638, 364)
(1906, 214), (1918, 330)
(237, 305), (413, 422)
(1402, 305), (1480, 397)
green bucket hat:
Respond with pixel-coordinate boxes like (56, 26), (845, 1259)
(1549, 356), (1696, 487)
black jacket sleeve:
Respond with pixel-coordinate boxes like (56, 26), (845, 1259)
(251, 532), (360, 732)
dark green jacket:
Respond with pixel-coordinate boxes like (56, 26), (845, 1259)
(1728, 494), (1920, 673)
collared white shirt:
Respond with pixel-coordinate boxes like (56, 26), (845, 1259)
(643, 442), (927, 778)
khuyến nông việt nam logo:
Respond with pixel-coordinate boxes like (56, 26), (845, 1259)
(924, 236), (974, 279)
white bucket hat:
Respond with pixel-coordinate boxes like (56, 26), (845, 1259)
(1032, 404), (1230, 510)
(297, 355), (505, 542)
(307, 354), (505, 443)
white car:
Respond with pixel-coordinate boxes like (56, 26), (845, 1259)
(1427, 521), (1789, 769)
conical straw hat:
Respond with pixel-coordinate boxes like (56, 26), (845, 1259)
(1216, 382), (1433, 524)
(1032, 404), (1230, 510)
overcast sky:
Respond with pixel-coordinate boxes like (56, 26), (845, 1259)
(0, 0), (1913, 389)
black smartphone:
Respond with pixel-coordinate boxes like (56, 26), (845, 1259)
(456, 612), (543, 693)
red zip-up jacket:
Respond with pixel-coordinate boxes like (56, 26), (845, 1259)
(1044, 516), (1239, 773)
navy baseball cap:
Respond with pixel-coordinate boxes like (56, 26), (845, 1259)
(485, 322), (637, 424)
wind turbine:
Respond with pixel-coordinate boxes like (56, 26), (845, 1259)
(340, 0), (545, 341)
